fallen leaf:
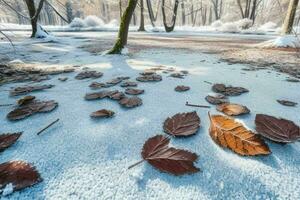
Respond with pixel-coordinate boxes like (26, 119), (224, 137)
(136, 74), (162, 82)
(58, 77), (68, 82)
(117, 76), (130, 80)
(164, 112), (200, 137)
(277, 100), (297, 107)
(141, 135), (200, 175)
(89, 82), (106, 89)
(7, 100), (58, 121)
(17, 96), (35, 106)
(90, 109), (115, 118)
(209, 113), (270, 156)
(85, 90), (118, 100)
(125, 88), (144, 95)
(109, 91), (125, 100)
(255, 114), (300, 143)
(286, 78), (299, 82)
(119, 97), (142, 108)
(121, 81), (138, 87)
(205, 94), (229, 105)
(0, 161), (42, 192)
(75, 71), (103, 80)
(10, 85), (54, 96)
(216, 103), (250, 116)
(212, 84), (249, 96)
(170, 73), (185, 79)
(0, 133), (22, 152)
(175, 85), (190, 92)
(140, 71), (155, 76)
(106, 78), (123, 86)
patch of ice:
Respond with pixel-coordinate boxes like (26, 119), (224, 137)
(2, 183), (14, 196)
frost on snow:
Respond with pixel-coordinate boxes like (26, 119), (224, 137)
(1, 183), (14, 196)
(258, 35), (300, 48)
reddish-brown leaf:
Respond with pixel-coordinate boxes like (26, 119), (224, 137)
(125, 88), (144, 95)
(0, 133), (22, 152)
(17, 96), (35, 106)
(175, 85), (190, 92)
(255, 114), (300, 143)
(205, 94), (229, 105)
(10, 85), (54, 96)
(89, 82), (106, 89)
(119, 97), (142, 108)
(85, 90), (118, 100)
(212, 84), (249, 96)
(75, 71), (103, 80)
(170, 73), (185, 79)
(108, 91), (125, 100)
(106, 78), (123, 86)
(216, 103), (250, 116)
(0, 161), (42, 192)
(141, 135), (200, 175)
(209, 113), (270, 156)
(163, 112), (200, 137)
(136, 74), (162, 82)
(121, 81), (138, 87)
(90, 109), (115, 118)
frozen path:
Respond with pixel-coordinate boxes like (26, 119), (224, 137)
(0, 33), (300, 200)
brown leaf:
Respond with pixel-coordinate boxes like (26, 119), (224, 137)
(205, 94), (229, 105)
(140, 71), (156, 76)
(255, 114), (300, 143)
(75, 71), (103, 80)
(90, 109), (115, 118)
(163, 112), (200, 137)
(125, 88), (144, 95)
(120, 81), (138, 87)
(7, 100), (58, 121)
(170, 73), (185, 79)
(108, 91), (125, 100)
(89, 82), (106, 89)
(10, 85), (54, 96)
(0, 133), (22, 152)
(17, 96), (35, 106)
(58, 77), (68, 82)
(277, 100), (297, 107)
(216, 103), (250, 116)
(175, 85), (190, 92)
(85, 90), (118, 100)
(136, 74), (162, 82)
(0, 161), (42, 192)
(209, 113), (270, 156)
(106, 78), (123, 86)
(141, 135), (200, 175)
(119, 97), (142, 108)
(212, 83), (249, 96)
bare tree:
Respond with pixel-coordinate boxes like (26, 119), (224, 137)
(210, 0), (223, 20)
(24, 0), (46, 37)
(108, 0), (138, 54)
(162, 0), (179, 32)
(236, 0), (262, 21)
(138, 0), (145, 31)
(282, 0), (299, 34)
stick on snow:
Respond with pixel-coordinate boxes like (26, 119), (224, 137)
(37, 118), (60, 135)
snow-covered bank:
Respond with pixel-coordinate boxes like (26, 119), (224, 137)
(0, 33), (300, 199)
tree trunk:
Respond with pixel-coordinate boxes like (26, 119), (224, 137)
(108, 0), (138, 54)
(282, 0), (299, 34)
(25, 0), (38, 37)
(138, 0), (145, 31)
(181, 2), (186, 26)
(162, 0), (179, 32)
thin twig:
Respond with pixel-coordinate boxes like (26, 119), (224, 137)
(186, 102), (211, 108)
(37, 118), (60, 135)
(128, 159), (145, 169)
(204, 81), (212, 85)
(0, 103), (13, 107)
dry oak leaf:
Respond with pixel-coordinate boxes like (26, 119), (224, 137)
(0, 161), (42, 192)
(125, 88), (144, 95)
(106, 78), (123, 86)
(164, 112), (200, 137)
(89, 82), (106, 89)
(212, 83), (249, 96)
(7, 100), (58, 121)
(205, 94), (229, 105)
(120, 81), (138, 87)
(90, 109), (115, 118)
(208, 113), (270, 156)
(136, 74), (162, 82)
(216, 103), (250, 116)
(17, 96), (35, 106)
(175, 85), (190, 92)
(108, 91), (125, 100)
(255, 114), (300, 143)
(75, 71), (103, 80)
(85, 90), (118, 100)
(141, 135), (200, 175)
(170, 73), (185, 79)
(0, 133), (22, 152)
(277, 100), (297, 107)
(119, 97), (142, 108)
(10, 85), (54, 96)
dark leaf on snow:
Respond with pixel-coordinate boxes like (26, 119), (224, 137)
(85, 90), (118, 100)
(175, 85), (190, 92)
(255, 114), (300, 143)
(0, 161), (42, 192)
(108, 91), (125, 100)
(58, 77), (68, 82)
(121, 81), (138, 87)
(10, 85), (54, 96)
(75, 71), (103, 80)
(89, 82), (106, 89)
(106, 78), (123, 86)
(0, 132), (22, 152)
(212, 83), (249, 96)
(17, 96), (36, 106)
(170, 73), (185, 79)
(277, 100), (297, 107)
(136, 74), (162, 82)
(119, 97), (142, 108)
(90, 109), (115, 118)
(141, 135), (200, 175)
(216, 103), (250, 116)
(205, 94), (229, 105)
(125, 88), (144, 95)
(163, 112), (200, 137)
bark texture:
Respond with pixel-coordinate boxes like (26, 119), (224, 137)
(282, 0), (299, 34)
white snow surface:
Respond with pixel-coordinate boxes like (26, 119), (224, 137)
(259, 35), (300, 48)
(0, 32), (300, 200)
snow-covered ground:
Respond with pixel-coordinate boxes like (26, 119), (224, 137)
(0, 32), (300, 200)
